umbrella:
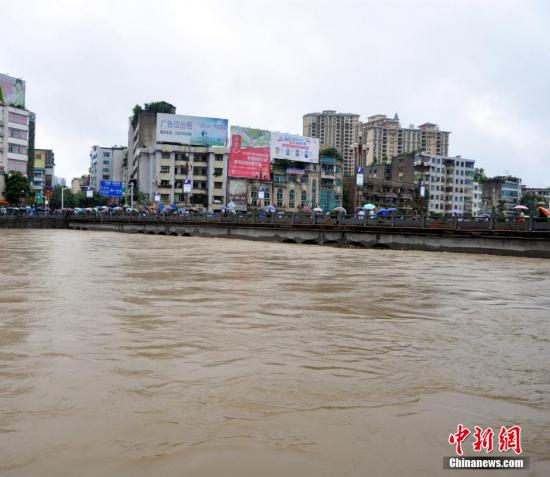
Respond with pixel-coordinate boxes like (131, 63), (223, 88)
(363, 203), (376, 210)
(537, 207), (550, 217)
(333, 207), (347, 214)
(387, 208), (398, 213)
(376, 208), (389, 216)
(303, 207), (313, 214)
(264, 205), (276, 213)
(513, 205), (529, 210)
(313, 207), (323, 212)
(227, 201), (236, 209)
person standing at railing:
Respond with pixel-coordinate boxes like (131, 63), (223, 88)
(518, 210), (525, 224)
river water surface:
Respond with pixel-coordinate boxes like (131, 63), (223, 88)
(1, 230), (549, 476)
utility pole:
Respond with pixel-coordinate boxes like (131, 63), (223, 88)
(61, 187), (70, 209)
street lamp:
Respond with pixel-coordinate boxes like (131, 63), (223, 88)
(61, 187), (71, 209)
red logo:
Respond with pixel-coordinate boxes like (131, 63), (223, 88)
(448, 425), (522, 455)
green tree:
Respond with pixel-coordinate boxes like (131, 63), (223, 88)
(520, 192), (547, 214)
(49, 186), (76, 209)
(494, 199), (506, 221)
(73, 191), (109, 208)
(320, 147), (340, 158)
(473, 168), (487, 183)
(5, 172), (32, 205)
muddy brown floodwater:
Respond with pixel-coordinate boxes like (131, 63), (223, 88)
(1, 230), (549, 476)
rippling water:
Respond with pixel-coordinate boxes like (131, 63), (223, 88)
(1, 230), (549, 476)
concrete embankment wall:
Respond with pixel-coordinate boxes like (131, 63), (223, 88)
(67, 220), (550, 259)
(0, 217), (67, 229)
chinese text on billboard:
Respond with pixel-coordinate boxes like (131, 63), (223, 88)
(156, 113), (228, 147)
(229, 126), (271, 180)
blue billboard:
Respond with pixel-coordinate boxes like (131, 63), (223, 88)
(99, 180), (123, 197)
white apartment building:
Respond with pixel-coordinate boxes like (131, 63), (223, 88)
(425, 154), (475, 215)
(0, 105), (30, 199)
(89, 145), (127, 190)
(303, 110), (360, 177)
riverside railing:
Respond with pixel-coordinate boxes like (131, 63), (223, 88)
(65, 213), (550, 234)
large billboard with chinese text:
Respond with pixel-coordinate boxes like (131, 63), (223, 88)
(270, 132), (319, 164)
(156, 113), (228, 146)
(0, 73), (25, 109)
(229, 126), (271, 180)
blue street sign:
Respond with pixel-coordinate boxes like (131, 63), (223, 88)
(99, 180), (123, 197)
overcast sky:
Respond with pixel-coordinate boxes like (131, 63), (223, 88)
(2, 0), (549, 185)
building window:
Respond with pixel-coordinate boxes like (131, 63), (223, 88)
(161, 152), (171, 159)
(160, 165), (170, 173)
(103, 151), (110, 157)
(103, 160), (110, 165)
(8, 112), (27, 125)
(103, 168), (109, 172)
(276, 188), (283, 207)
(264, 188), (270, 206)
(8, 128), (27, 140)
(161, 194), (170, 202)
(214, 182), (223, 189)
(8, 143), (27, 155)
(251, 186), (257, 203)
(289, 190), (295, 209)
(215, 154), (224, 162)
(301, 191), (307, 207)
(102, 175), (109, 180)
(311, 180), (317, 208)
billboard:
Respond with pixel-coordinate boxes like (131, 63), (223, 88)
(229, 126), (271, 180)
(270, 132), (319, 164)
(228, 179), (247, 210)
(0, 73), (25, 109)
(99, 180), (123, 197)
(34, 151), (46, 169)
(156, 113), (228, 146)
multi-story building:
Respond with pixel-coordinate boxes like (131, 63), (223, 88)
(481, 177), (522, 218)
(349, 152), (475, 215)
(319, 154), (344, 211)
(0, 106), (30, 200)
(303, 110), (360, 177)
(520, 186), (550, 206)
(89, 145), (127, 190)
(33, 149), (55, 197)
(0, 73), (31, 200)
(71, 174), (91, 194)
(361, 114), (450, 165)
(32, 149), (46, 203)
(128, 105), (229, 211)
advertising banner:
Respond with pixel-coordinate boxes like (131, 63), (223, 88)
(99, 180), (123, 197)
(183, 179), (192, 194)
(228, 180), (247, 211)
(156, 113), (228, 146)
(229, 126), (271, 180)
(270, 132), (319, 164)
(0, 73), (25, 109)
(356, 166), (364, 187)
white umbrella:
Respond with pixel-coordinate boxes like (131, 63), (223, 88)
(513, 205), (528, 210)
(363, 203), (376, 210)
(333, 207), (347, 214)
(313, 207), (323, 212)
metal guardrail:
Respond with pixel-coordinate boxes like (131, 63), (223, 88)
(63, 213), (550, 235)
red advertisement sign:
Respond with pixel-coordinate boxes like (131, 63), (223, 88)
(229, 131), (271, 180)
